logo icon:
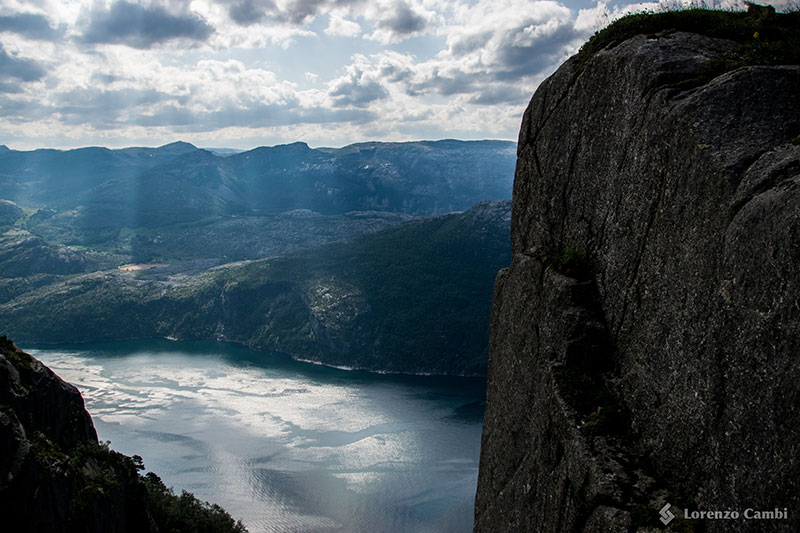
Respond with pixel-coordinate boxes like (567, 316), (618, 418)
(660, 503), (675, 525)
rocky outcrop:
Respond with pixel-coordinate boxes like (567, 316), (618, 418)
(0, 337), (246, 532)
(475, 29), (799, 532)
(0, 336), (155, 532)
(0, 198), (22, 227)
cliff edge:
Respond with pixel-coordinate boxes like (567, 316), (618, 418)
(475, 12), (800, 533)
(0, 337), (247, 532)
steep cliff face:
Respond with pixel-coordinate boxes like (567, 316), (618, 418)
(0, 336), (155, 532)
(0, 337), (246, 532)
(476, 27), (799, 533)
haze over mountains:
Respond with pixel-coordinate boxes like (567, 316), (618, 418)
(0, 139), (515, 374)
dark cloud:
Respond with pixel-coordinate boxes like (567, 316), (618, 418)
(134, 105), (197, 126)
(0, 94), (51, 120)
(406, 70), (476, 97)
(0, 12), (62, 41)
(329, 78), (388, 108)
(0, 82), (23, 94)
(491, 24), (578, 82)
(228, 0), (277, 25)
(283, 0), (330, 24)
(448, 30), (492, 57)
(0, 45), (46, 90)
(226, 0), (365, 27)
(54, 87), (169, 128)
(378, 1), (426, 35)
(81, 1), (213, 49)
(378, 62), (412, 83)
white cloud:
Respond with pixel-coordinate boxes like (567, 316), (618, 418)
(324, 14), (362, 37)
(0, 0), (761, 149)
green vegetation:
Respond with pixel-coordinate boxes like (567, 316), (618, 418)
(30, 430), (68, 463)
(544, 245), (592, 281)
(143, 472), (248, 533)
(66, 440), (247, 532)
(630, 503), (659, 528)
(0, 203), (511, 375)
(577, 8), (800, 80)
(1, 336), (33, 383)
(1, 335), (248, 531)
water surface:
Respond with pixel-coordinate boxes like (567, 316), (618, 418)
(29, 339), (485, 533)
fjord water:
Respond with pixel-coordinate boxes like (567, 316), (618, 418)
(29, 339), (485, 533)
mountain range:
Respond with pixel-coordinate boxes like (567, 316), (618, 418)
(0, 140), (515, 375)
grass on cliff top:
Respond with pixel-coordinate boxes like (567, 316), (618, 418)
(577, 7), (800, 69)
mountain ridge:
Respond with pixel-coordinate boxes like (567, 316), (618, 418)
(1, 139), (515, 248)
(1, 201), (511, 376)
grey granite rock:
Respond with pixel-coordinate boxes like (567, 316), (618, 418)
(476, 31), (800, 532)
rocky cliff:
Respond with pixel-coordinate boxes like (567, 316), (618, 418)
(0, 336), (155, 532)
(475, 12), (800, 533)
(0, 336), (246, 532)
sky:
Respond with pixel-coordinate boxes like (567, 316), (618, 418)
(0, 0), (773, 150)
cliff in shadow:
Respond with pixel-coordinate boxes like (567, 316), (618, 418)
(0, 336), (246, 533)
(475, 10), (800, 533)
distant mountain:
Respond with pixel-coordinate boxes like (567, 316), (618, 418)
(0, 139), (515, 375)
(1, 140), (515, 246)
(0, 142), (199, 208)
(0, 201), (511, 375)
(203, 147), (243, 157)
(226, 140), (516, 216)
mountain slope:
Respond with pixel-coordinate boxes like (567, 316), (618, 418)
(0, 201), (511, 375)
(0, 142), (199, 208)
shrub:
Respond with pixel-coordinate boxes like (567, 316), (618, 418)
(577, 8), (800, 76)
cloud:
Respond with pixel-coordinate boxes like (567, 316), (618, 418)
(80, 1), (214, 49)
(282, 0), (335, 24)
(0, 44), (46, 93)
(225, 0), (367, 27)
(135, 102), (376, 130)
(406, 68), (478, 96)
(0, 12), (63, 41)
(1, 0), (690, 149)
(228, 0), (277, 25)
(440, 0), (578, 80)
(324, 14), (361, 37)
(327, 56), (389, 108)
(53, 87), (169, 128)
(329, 79), (387, 107)
(328, 0), (598, 109)
(491, 21), (580, 81)
(0, 93), (52, 118)
(379, 1), (426, 33)
(367, 0), (429, 43)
